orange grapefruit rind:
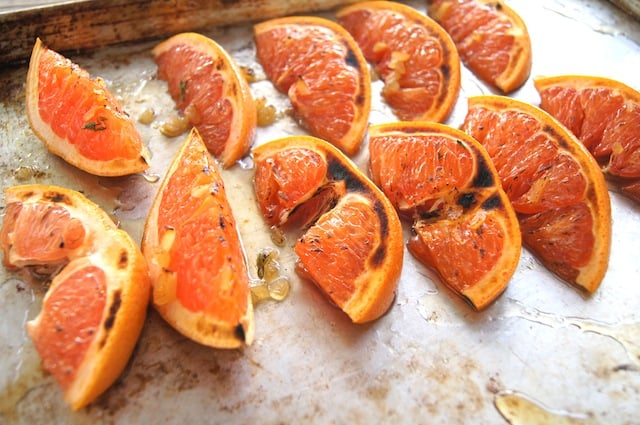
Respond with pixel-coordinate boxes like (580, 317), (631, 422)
(152, 32), (257, 168)
(254, 17), (371, 156)
(369, 121), (521, 310)
(252, 135), (403, 323)
(26, 38), (150, 177)
(0, 184), (150, 410)
(534, 74), (640, 201)
(142, 129), (254, 349)
(463, 95), (611, 294)
(428, 0), (532, 94)
(337, 0), (461, 123)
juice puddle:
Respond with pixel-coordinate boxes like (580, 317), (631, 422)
(0, 279), (47, 414)
(495, 391), (595, 425)
(504, 299), (640, 368)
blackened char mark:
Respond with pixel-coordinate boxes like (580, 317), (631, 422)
(234, 323), (246, 343)
(369, 200), (390, 268)
(100, 290), (122, 349)
(472, 154), (495, 188)
(457, 192), (477, 209)
(327, 156), (366, 193)
(481, 194), (503, 210)
(344, 46), (360, 71)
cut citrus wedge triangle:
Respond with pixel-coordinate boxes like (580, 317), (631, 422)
(142, 128), (254, 348)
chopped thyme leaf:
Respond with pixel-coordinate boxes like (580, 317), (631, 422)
(83, 116), (107, 131)
(180, 80), (187, 101)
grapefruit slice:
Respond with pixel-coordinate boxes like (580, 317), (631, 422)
(142, 128), (254, 348)
(25, 38), (150, 177)
(0, 184), (150, 410)
(337, 0), (461, 122)
(462, 95), (612, 293)
(152, 32), (257, 168)
(428, 0), (532, 93)
(534, 75), (640, 203)
(369, 121), (521, 310)
(254, 16), (371, 156)
(252, 136), (403, 323)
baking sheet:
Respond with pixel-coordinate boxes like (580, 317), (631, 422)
(0, 0), (639, 423)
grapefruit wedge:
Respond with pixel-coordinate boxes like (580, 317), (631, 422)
(252, 136), (403, 323)
(254, 17), (371, 156)
(369, 121), (521, 310)
(26, 38), (150, 177)
(462, 95), (611, 293)
(142, 129), (254, 348)
(0, 184), (150, 410)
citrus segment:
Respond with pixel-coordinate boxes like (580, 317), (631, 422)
(337, 1), (461, 122)
(153, 32), (256, 168)
(252, 136), (403, 323)
(369, 122), (521, 310)
(253, 146), (330, 227)
(254, 17), (371, 156)
(534, 75), (640, 202)
(428, 0), (532, 93)
(142, 128), (254, 348)
(25, 38), (150, 176)
(462, 95), (611, 293)
(0, 184), (150, 410)
(620, 179), (640, 203)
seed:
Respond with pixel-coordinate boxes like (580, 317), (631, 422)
(250, 282), (271, 304)
(138, 108), (155, 125)
(270, 226), (286, 246)
(267, 276), (290, 301)
(160, 114), (190, 137)
(255, 97), (277, 127)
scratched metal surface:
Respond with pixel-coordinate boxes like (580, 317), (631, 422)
(0, 0), (639, 424)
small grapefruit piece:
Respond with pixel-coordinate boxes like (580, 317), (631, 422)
(142, 129), (253, 348)
(0, 184), (150, 410)
(462, 95), (612, 293)
(534, 75), (640, 202)
(428, 0), (532, 93)
(254, 17), (371, 156)
(337, 1), (461, 122)
(252, 136), (403, 323)
(369, 122), (521, 310)
(25, 38), (150, 177)
(152, 32), (256, 168)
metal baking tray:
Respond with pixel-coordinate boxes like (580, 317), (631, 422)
(0, 0), (639, 423)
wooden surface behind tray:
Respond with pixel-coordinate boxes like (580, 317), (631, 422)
(0, 0), (363, 65)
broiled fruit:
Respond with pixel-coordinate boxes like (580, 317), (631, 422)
(535, 74), (640, 204)
(25, 38), (149, 176)
(0, 184), (150, 410)
(252, 136), (403, 323)
(462, 95), (611, 293)
(153, 32), (257, 168)
(254, 17), (371, 156)
(427, 0), (532, 93)
(337, 1), (461, 122)
(142, 128), (254, 349)
(369, 121), (521, 310)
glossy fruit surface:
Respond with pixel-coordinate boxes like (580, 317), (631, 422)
(0, 184), (150, 410)
(535, 75), (640, 203)
(428, 0), (532, 93)
(142, 129), (254, 348)
(337, 1), (460, 122)
(26, 38), (150, 176)
(369, 121), (521, 309)
(253, 136), (403, 323)
(462, 95), (611, 293)
(254, 17), (371, 156)
(153, 32), (256, 168)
